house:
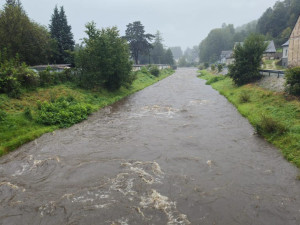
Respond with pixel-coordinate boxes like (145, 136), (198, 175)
(220, 50), (234, 65)
(264, 40), (277, 59)
(281, 40), (289, 67)
(234, 41), (277, 59)
(288, 15), (300, 67)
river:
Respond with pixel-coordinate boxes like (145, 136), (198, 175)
(0, 68), (299, 225)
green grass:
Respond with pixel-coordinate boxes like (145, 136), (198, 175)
(198, 70), (300, 168)
(0, 69), (174, 155)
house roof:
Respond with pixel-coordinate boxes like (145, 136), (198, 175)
(282, 40), (289, 47)
(265, 40), (276, 53)
(234, 40), (276, 53)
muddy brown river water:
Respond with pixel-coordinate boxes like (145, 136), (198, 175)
(0, 68), (299, 225)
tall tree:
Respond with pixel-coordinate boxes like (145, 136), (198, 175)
(49, 6), (75, 64)
(169, 47), (183, 60)
(124, 21), (154, 64)
(0, 1), (53, 65)
(164, 48), (175, 65)
(151, 31), (165, 64)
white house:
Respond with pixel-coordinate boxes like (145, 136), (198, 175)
(220, 50), (234, 65)
(281, 40), (289, 67)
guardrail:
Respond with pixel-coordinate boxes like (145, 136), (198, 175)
(259, 69), (285, 78)
(133, 64), (171, 71)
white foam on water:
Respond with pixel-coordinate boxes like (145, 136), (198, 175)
(188, 100), (209, 106)
(130, 105), (179, 119)
(12, 164), (30, 176)
(140, 189), (191, 225)
(39, 201), (56, 217)
(0, 182), (26, 192)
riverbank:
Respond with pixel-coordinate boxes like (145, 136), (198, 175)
(198, 70), (300, 168)
(0, 69), (174, 156)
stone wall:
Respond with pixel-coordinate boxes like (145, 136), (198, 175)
(288, 16), (300, 67)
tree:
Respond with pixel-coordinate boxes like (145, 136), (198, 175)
(0, 1), (53, 65)
(169, 47), (183, 60)
(151, 31), (165, 64)
(124, 21), (154, 64)
(229, 34), (267, 86)
(178, 56), (187, 67)
(75, 22), (133, 91)
(49, 6), (75, 64)
(199, 24), (235, 63)
(164, 48), (175, 65)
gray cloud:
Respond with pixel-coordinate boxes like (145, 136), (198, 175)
(20, 0), (278, 49)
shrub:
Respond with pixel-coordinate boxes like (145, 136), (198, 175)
(15, 63), (39, 88)
(217, 64), (223, 73)
(205, 76), (225, 85)
(285, 67), (300, 96)
(239, 91), (251, 103)
(211, 64), (216, 71)
(149, 65), (160, 77)
(140, 66), (148, 74)
(255, 115), (287, 135)
(36, 97), (92, 128)
(204, 62), (209, 69)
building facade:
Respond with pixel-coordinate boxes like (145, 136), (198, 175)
(288, 15), (300, 67)
(281, 40), (289, 67)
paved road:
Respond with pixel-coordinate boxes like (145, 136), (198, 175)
(0, 68), (299, 225)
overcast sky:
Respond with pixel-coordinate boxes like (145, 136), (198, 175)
(19, 0), (279, 50)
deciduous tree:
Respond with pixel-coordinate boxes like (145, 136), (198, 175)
(229, 34), (267, 86)
(75, 22), (133, 91)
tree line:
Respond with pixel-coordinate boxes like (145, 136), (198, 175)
(199, 0), (300, 64)
(0, 0), (175, 97)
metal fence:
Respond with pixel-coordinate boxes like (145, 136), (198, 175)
(259, 69), (285, 78)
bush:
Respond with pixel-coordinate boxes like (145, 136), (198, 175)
(205, 76), (225, 85)
(217, 64), (223, 73)
(204, 62), (209, 69)
(239, 91), (251, 103)
(15, 63), (39, 89)
(211, 64), (216, 71)
(140, 66), (148, 74)
(285, 67), (300, 96)
(149, 65), (160, 77)
(229, 34), (267, 86)
(255, 115), (287, 135)
(0, 57), (38, 98)
(36, 97), (93, 128)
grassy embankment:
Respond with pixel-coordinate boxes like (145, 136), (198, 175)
(0, 69), (174, 156)
(198, 70), (300, 168)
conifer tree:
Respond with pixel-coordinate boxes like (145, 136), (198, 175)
(49, 6), (75, 64)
